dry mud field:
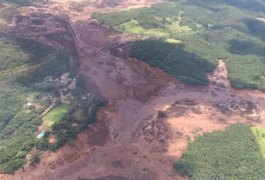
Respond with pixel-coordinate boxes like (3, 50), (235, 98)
(2, 0), (265, 180)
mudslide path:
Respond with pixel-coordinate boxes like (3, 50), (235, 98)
(2, 1), (265, 180)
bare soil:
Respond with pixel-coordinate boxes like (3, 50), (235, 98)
(2, 1), (265, 180)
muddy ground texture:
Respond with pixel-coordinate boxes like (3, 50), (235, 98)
(2, 0), (265, 180)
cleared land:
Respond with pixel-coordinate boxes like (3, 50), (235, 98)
(42, 105), (69, 128)
(251, 126), (265, 158)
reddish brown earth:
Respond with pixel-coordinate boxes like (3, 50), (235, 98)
(2, 0), (265, 180)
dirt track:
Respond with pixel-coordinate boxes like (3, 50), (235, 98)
(2, 0), (265, 180)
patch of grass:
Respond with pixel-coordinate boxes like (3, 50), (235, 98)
(251, 126), (265, 158)
(93, 3), (201, 30)
(165, 38), (182, 44)
(175, 124), (265, 180)
(115, 17), (193, 38)
(42, 105), (69, 128)
(115, 19), (169, 37)
(94, 3), (198, 38)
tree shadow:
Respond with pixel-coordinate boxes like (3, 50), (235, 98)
(130, 39), (216, 85)
(241, 18), (265, 42)
(228, 39), (265, 57)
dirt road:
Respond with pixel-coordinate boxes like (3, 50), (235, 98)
(2, 1), (265, 180)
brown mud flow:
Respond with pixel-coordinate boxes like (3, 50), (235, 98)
(2, 0), (265, 180)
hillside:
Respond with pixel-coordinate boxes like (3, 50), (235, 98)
(94, 0), (265, 90)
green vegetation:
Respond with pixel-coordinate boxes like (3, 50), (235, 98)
(251, 126), (265, 158)
(93, 4), (172, 29)
(93, 3), (199, 39)
(29, 153), (40, 166)
(36, 95), (105, 152)
(165, 38), (182, 44)
(0, 0), (45, 28)
(94, 0), (265, 90)
(175, 124), (265, 180)
(0, 32), (71, 173)
(0, 32), (104, 173)
(186, 0), (265, 13)
(115, 20), (170, 37)
(0, 0), (44, 6)
(42, 105), (69, 128)
(130, 40), (215, 85)
(0, 3), (16, 28)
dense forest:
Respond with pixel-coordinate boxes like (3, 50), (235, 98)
(130, 40), (214, 85)
(175, 124), (265, 180)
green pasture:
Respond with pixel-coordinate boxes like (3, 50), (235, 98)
(251, 126), (265, 158)
(42, 105), (69, 128)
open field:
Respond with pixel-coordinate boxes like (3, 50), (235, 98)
(42, 105), (69, 128)
(251, 126), (265, 158)
(115, 20), (169, 37)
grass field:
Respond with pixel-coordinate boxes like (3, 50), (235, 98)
(175, 124), (265, 180)
(115, 20), (170, 37)
(251, 126), (265, 158)
(165, 38), (182, 44)
(43, 105), (69, 128)
(93, 0), (265, 90)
